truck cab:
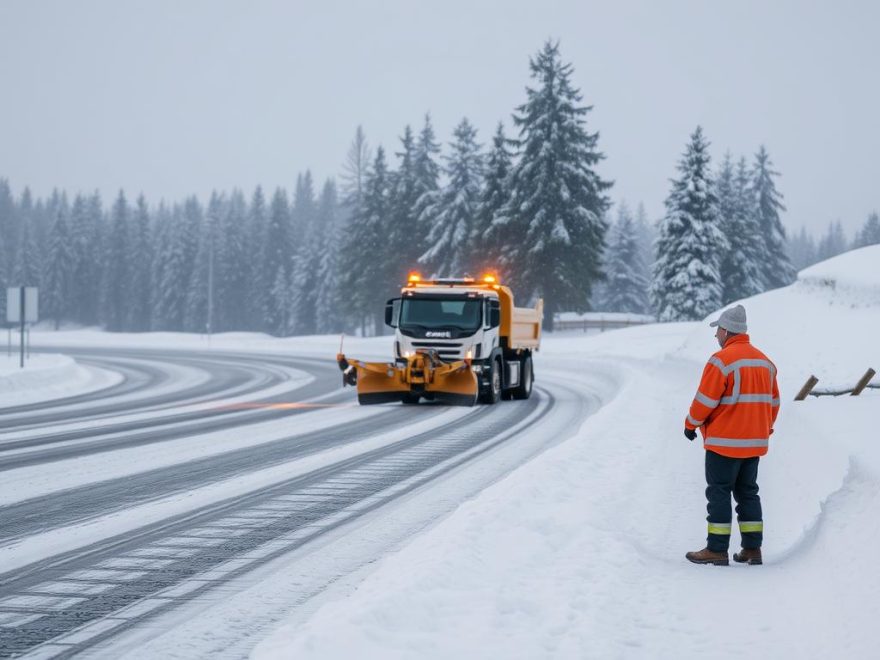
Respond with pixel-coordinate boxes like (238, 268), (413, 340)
(385, 274), (541, 403)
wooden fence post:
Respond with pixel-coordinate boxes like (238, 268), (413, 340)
(851, 368), (877, 396)
(795, 375), (819, 401)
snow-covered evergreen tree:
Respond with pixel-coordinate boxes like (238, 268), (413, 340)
(751, 146), (795, 288)
(153, 203), (188, 330)
(102, 191), (131, 331)
(652, 126), (727, 321)
(340, 125), (371, 210)
(853, 211), (880, 248)
(217, 189), (249, 331)
(128, 195), (152, 330)
(314, 180), (343, 333)
(264, 188), (291, 334)
(492, 41), (611, 329)
(69, 193), (100, 325)
(245, 186), (268, 331)
(290, 172), (318, 335)
(341, 147), (391, 335)
(386, 125), (422, 291)
(42, 204), (73, 328)
(411, 114), (441, 248)
(816, 220), (848, 262)
(419, 117), (484, 277)
(12, 214), (41, 288)
(716, 155), (765, 303)
(185, 192), (223, 333)
(602, 201), (649, 314)
(0, 180), (13, 314)
(786, 226), (817, 271)
(474, 122), (514, 274)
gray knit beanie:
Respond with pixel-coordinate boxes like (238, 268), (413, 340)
(709, 304), (748, 334)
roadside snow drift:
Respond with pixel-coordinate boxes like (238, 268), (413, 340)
(0, 354), (121, 407)
(254, 245), (880, 660)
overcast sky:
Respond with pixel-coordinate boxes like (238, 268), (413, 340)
(1, 0), (877, 236)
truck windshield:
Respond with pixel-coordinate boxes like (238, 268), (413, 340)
(399, 298), (482, 332)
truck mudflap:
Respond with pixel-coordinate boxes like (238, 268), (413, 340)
(337, 351), (478, 406)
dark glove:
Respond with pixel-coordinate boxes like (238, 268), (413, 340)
(684, 428), (697, 441)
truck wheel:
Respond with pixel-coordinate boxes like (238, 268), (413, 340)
(480, 358), (502, 404)
(401, 393), (420, 405)
(511, 354), (533, 400)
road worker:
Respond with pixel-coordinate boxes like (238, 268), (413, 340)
(683, 304), (780, 566)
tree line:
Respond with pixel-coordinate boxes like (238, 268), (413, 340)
(2, 40), (877, 334)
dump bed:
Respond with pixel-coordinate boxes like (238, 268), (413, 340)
(496, 285), (542, 350)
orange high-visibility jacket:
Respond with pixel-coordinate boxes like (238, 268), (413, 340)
(684, 334), (780, 458)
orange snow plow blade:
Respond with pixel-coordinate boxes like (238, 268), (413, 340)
(337, 351), (478, 406)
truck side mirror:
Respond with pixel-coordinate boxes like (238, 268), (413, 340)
(385, 298), (401, 327)
(489, 300), (501, 328)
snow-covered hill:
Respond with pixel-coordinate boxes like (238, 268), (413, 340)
(254, 245), (880, 660)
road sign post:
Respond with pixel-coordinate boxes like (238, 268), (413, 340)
(6, 286), (39, 368)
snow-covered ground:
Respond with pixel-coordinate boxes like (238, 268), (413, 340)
(0, 353), (122, 407)
(253, 245), (880, 659)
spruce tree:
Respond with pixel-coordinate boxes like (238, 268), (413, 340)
(474, 122), (514, 274)
(816, 220), (847, 261)
(43, 205), (73, 328)
(751, 146), (795, 288)
(13, 216), (41, 288)
(787, 226), (817, 271)
(153, 203), (189, 330)
(264, 188), (291, 334)
(387, 125), (421, 289)
(493, 41), (611, 329)
(103, 191), (131, 331)
(419, 117), (484, 277)
(340, 125), (371, 210)
(717, 155), (765, 303)
(245, 186), (268, 331)
(128, 195), (153, 330)
(602, 202), (649, 314)
(652, 126), (727, 321)
(0, 180), (13, 308)
(314, 180), (343, 333)
(290, 172), (318, 334)
(184, 192), (222, 333)
(853, 211), (880, 248)
(218, 189), (249, 331)
(411, 114), (441, 250)
(341, 147), (391, 335)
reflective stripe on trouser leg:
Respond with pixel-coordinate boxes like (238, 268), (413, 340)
(738, 521), (763, 533)
(708, 522), (732, 535)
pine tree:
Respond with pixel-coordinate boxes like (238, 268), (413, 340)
(290, 172), (318, 334)
(787, 226), (817, 271)
(412, 114), (442, 249)
(42, 205), (74, 328)
(419, 117), (484, 277)
(245, 186), (268, 331)
(340, 125), (371, 210)
(751, 146), (795, 288)
(474, 122), (514, 274)
(493, 41), (612, 330)
(0, 180), (14, 313)
(386, 125), (422, 290)
(341, 147), (391, 335)
(128, 194), (153, 331)
(602, 201), (649, 314)
(103, 191), (131, 331)
(263, 188), (291, 334)
(717, 155), (765, 303)
(853, 211), (880, 248)
(816, 220), (848, 262)
(153, 203), (189, 330)
(633, 202), (655, 276)
(185, 192), (222, 333)
(314, 180), (343, 333)
(218, 189), (249, 331)
(652, 126), (727, 321)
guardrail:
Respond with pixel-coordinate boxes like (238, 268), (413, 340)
(552, 316), (654, 333)
(794, 368), (877, 400)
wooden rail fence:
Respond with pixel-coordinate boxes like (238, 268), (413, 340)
(794, 368), (877, 400)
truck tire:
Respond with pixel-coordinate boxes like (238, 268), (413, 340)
(480, 358), (502, 404)
(401, 393), (421, 405)
(511, 354), (533, 400)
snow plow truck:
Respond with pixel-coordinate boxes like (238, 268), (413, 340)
(337, 273), (543, 405)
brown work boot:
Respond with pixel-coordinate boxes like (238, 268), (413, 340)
(733, 547), (763, 565)
(685, 547), (729, 566)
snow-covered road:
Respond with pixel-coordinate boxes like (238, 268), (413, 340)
(0, 343), (596, 658)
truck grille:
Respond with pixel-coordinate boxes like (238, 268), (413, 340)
(410, 341), (464, 361)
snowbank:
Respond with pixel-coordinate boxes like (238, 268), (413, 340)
(253, 246), (880, 660)
(0, 353), (121, 408)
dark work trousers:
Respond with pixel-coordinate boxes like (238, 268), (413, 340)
(705, 450), (763, 552)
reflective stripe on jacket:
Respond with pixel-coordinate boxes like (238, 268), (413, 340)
(684, 334), (780, 458)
